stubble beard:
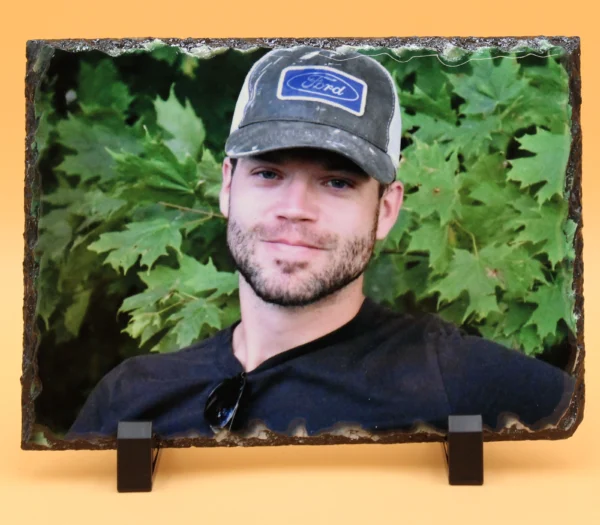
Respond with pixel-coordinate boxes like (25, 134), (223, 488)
(226, 207), (380, 308)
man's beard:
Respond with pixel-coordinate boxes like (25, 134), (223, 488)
(226, 207), (380, 308)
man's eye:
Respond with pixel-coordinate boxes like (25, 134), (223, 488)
(327, 179), (354, 190)
(254, 170), (278, 180)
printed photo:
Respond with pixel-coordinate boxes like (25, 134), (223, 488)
(23, 38), (583, 447)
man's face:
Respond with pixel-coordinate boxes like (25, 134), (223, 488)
(220, 149), (393, 308)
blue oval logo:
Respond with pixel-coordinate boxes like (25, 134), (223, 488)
(286, 71), (360, 102)
(277, 66), (368, 116)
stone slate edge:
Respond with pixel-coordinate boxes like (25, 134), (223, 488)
(22, 36), (584, 451)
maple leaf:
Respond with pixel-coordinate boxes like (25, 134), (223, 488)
(461, 204), (521, 250)
(88, 217), (184, 273)
(154, 84), (206, 163)
(400, 139), (461, 225)
(118, 284), (178, 346)
(478, 307), (543, 355)
(500, 300), (536, 337)
(108, 133), (201, 207)
(415, 60), (456, 96)
(56, 111), (144, 182)
(507, 127), (571, 204)
(119, 286), (172, 316)
(403, 113), (456, 145)
(406, 219), (454, 275)
(400, 83), (455, 122)
(506, 198), (570, 268)
(74, 190), (128, 232)
(138, 254), (238, 300)
(77, 60), (133, 114)
(477, 243), (547, 298)
(430, 249), (503, 322)
(517, 325), (545, 356)
(520, 57), (570, 133)
(525, 267), (576, 339)
(165, 298), (222, 348)
(122, 302), (166, 347)
(447, 50), (530, 115)
(467, 180), (522, 209)
(448, 115), (503, 161)
(118, 254), (237, 350)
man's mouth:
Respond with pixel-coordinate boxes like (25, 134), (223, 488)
(264, 238), (322, 249)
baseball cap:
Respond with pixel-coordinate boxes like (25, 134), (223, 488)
(224, 46), (402, 184)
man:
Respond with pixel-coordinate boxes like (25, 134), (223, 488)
(68, 46), (575, 439)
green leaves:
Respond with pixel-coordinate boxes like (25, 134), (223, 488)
(109, 135), (200, 206)
(56, 112), (145, 183)
(448, 51), (529, 115)
(88, 218), (184, 274)
(507, 128), (571, 204)
(525, 267), (576, 338)
(520, 57), (570, 133)
(154, 85), (206, 163)
(118, 255), (238, 352)
(77, 60), (134, 114)
(401, 140), (461, 225)
(430, 249), (502, 322)
(507, 198), (570, 267)
(368, 49), (576, 355)
(406, 219), (454, 274)
(139, 254), (238, 299)
(166, 299), (222, 349)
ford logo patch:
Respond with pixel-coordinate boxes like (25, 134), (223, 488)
(277, 66), (368, 116)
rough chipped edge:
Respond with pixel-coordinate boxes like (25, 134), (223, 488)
(22, 36), (584, 451)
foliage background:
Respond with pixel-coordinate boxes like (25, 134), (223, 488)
(31, 42), (577, 436)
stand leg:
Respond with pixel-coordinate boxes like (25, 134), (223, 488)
(444, 415), (483, 486)
(117, 421), (161, 492)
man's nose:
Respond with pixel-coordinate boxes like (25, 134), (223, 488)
(274, 178), (319, 221)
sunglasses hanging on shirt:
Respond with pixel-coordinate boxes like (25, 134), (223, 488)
(204, 372), (247, 432)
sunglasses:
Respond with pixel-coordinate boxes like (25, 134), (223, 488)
(204, 372), (248, 432)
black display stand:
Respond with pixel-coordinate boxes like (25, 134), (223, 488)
(116, 417), (483, 491)
(443, 415), (484, 485)
(117, 422), (161, 492)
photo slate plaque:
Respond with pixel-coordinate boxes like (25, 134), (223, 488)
(23, 37), (584, 450)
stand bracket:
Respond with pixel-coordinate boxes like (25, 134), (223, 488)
(443, 415), (483, 485)
(117, 421), (161, 492)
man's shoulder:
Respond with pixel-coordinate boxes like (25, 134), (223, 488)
(365, 298), (533, 364)
(106, 324), (233, 384)
(364, 298), (461, 342)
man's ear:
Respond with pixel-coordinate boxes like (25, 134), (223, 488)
(375, 181), (404, 241)
(219, 157), (234, 218)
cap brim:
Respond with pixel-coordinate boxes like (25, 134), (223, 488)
(224, 121), (396, 184)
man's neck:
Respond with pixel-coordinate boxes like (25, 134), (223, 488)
(232, 279), (366, 373)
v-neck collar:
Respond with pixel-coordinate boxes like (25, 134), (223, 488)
(217, 297), (383, 376)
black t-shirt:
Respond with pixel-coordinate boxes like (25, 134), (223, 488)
(67, 297), (575, 439)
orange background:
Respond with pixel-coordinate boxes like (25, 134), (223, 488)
(1, 1), (598, 524)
